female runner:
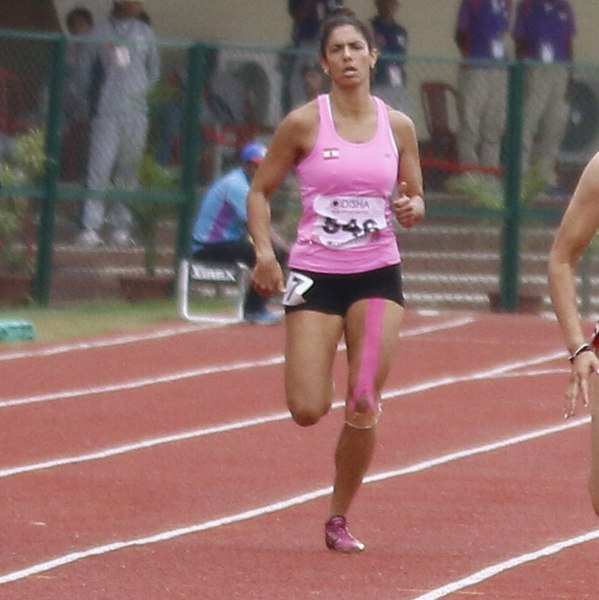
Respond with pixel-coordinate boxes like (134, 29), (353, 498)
(247, 7), (425, 552)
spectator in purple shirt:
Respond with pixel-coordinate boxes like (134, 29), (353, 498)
(455, 0), (512, 170)
(513, 0), (576, 190)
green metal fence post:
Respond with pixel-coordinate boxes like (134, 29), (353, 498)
(499, 60), (525, 311)
(34, 34), (66, 305)
(175, 42), (206, 267)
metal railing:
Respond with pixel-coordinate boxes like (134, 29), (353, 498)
(0, 29), (597, 311)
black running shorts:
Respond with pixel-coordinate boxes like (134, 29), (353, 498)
(283, 264), (404, 317)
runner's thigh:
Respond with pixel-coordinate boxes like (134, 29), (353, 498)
(344, 299), (404, 392)
(285, 310), (344, 413)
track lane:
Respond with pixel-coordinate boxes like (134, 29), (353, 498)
(0, 311), (597, 598)
(1, 419), (595, 598)
(0, 386), (587, 583)
(0, 314), (476, 465)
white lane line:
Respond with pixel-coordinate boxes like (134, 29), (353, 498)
(0, 355), (284, 409)
(411, 528), (599, 600)
(0, 314), (475, 362)
(0, 349), (568, 478)
(379, 350), (564, 401)
(0, 317), (476, 410)
(399, 316), (475, 338)
(365, 416), (589, 485)
(0, 324), (206, 362)
(494, 367), (570, 379)
(0, 412), (290, 478)
(0, 416), (588, 586)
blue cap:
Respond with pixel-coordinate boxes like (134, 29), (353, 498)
(240, 141), (267, 164)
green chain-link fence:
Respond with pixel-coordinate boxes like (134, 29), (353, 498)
(1, 29), (598, 313)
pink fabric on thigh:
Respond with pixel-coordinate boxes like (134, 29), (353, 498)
(346, 298), (385, 428)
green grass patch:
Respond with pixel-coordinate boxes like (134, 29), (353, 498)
(0, 296), (237, 344)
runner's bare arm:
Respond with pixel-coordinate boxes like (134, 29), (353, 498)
(388, 109), (425, 229)
(247, 102), (317, 295)
(549, 151), (599, 415)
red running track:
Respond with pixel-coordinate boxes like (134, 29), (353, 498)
(0, 309), (598, 599)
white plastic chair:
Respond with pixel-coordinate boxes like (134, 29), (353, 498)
(177, 258), (251, 324)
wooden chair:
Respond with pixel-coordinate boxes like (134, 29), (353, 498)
(420, 80), (502, 183)
(0, 66), (35, 136)
(420, 80), (460, 163)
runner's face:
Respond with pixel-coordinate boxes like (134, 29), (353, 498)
(321, 25), (376, 86)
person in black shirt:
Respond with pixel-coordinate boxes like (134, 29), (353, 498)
(283, 0), (343, 111)
(370, 0), (408, 112)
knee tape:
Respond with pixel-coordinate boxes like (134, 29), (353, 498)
(345, 298), (385, 429)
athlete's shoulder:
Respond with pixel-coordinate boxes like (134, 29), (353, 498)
(266, 99), (320, 166)
(383, 103), (417, 153)
(385, 103), (416, 132)
(284, 97), (320, 128)
(275, 97), (320, 145)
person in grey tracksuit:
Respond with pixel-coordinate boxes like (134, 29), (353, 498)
(78, 0), (160, 246)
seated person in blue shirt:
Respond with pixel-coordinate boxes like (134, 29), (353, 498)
(191, 141), (289, 325)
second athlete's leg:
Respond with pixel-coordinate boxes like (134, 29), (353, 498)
(589, 375), (599, 516)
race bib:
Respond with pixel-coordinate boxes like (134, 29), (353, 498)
(312, 195), (387, 248)
(114, 46), (131, 67)
(283, 271), (314, 307)
(540, 43), (554, 63)
(491, 39), (505, 60)
(388, 65), (403, 87)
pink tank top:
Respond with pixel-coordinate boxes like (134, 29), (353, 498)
(289, 94), (401, 274)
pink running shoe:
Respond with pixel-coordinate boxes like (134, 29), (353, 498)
(325, 515), (365, 553)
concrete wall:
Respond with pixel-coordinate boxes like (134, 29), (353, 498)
(52, 0), (596, 64)
(49, 0), (597, 139)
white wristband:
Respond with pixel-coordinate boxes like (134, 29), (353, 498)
(568, 343), (593, 363)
